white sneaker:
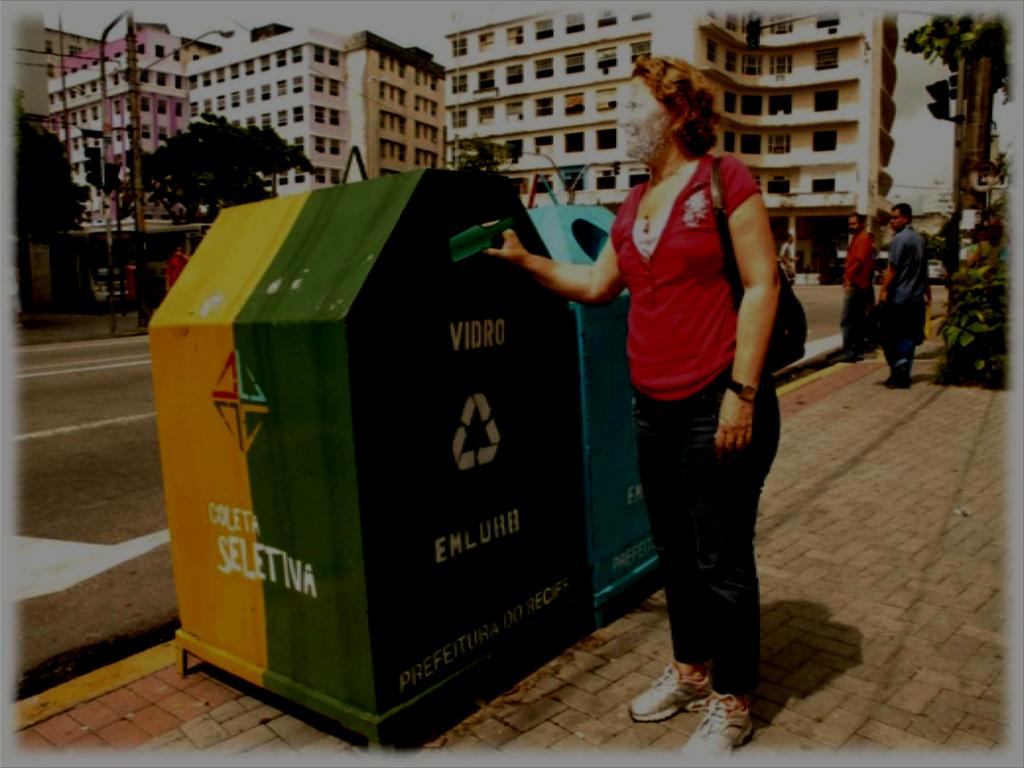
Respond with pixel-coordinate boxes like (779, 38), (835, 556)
(680, 693), (753, 759)
(628, 665), (710, 722)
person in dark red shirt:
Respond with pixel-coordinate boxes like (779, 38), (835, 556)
(840, 214), (876, 361)
(485, 56), (779, 757)
(165, 246), (190, 291)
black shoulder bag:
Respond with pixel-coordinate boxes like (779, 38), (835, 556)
(711, 156), (807, 373)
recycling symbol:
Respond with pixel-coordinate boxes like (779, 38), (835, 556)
(452, 393), (500, 471)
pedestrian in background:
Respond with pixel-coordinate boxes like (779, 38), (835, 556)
(839, 214), (875, 362)
(778, 230), (796, 285)
(485, 56), (780, 758)
(879, 203), (929, 388)
(166, 246), (190, 291)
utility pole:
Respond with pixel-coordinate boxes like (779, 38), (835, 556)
(99, 11), (127, 334)
(58, 16), (71, 159)
(127, 13), (149, 327)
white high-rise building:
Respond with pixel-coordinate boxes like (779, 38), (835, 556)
(655, 8), (899, 274)
(445, 7), (654, 207)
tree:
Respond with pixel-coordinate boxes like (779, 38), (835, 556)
(452, 136), (512, 173)
(15, 93), (88, 242)
(903, 15), (1010, 102)
(143, 113), (314, 223)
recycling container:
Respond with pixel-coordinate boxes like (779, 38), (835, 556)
(527, 206), (659, 626)
(149, 170), (590, 742)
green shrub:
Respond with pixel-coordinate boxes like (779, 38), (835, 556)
(935, 261), (1008, 389)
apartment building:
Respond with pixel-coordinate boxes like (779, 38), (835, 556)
(43, 26), (102, 79)
(45, 23), (445, 227)
(445, 8), (654, 206)
(656, 8), (898, 274)
(45, 23), (224, 226)
(343, 32), (446, 177)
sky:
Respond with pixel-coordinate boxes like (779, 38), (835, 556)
(9, 0), (1023, 211)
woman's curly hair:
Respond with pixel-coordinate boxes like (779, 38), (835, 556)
(632, 57), (719, 156)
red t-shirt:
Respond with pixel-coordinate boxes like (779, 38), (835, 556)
(844, 231), (874, 289)
(611, 154), (761, 401)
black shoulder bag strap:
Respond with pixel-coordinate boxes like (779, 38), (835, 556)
(710, 155), (742, 307)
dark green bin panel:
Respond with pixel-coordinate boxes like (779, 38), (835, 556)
(527, 205), (658, 622)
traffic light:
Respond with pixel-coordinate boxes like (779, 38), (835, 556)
(84, 146), (102, 188)
(745, 15), (761, 49)
(925, 78), (962, 122)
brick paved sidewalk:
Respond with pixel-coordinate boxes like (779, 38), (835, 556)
(10, 351), (1016, 763)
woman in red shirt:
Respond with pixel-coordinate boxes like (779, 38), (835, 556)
(485, 57), (779, 757)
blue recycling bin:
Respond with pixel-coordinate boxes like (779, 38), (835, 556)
(527, 205), (659, 626)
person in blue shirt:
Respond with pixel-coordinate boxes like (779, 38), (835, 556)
(878, 203), (931, 388)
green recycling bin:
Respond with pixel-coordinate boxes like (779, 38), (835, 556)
(527, 205), (658, 626)
(149, 170), (591, 743)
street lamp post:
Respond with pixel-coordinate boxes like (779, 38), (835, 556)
(100, 11), (128, 334)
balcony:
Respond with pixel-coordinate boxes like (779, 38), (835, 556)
(877, 170), (892, 197)
(762, 189), (857, 210)
(722, 104), (860, 129)
(880, 90), (895, 133)
(879, 129), (894, 167)
(705, 62), (861, 92)
(881, 54), (896, 97)
(882, 17), (899, 58)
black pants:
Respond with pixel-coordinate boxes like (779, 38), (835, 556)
(633, 372), (780, 695)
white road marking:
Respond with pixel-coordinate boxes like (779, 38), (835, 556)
(17, 412), (156, 441)
(18, 336), (149, 353)
(17, 360), (152, 379)
(12, 530), (171, 601)
(18, 354), (151, 372)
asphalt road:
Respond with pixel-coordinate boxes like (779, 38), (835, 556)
(9, 284), (946, 698)
(13, 335), (177, 698)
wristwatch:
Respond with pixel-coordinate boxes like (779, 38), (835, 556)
(727, 379), (758, 402)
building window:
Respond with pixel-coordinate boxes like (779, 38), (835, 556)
(261, 84), (271, 101)
(292, 46), (303, 63)
(156, 72), (167, 87)
(479, 31), (494, 51)
(452, 37), (467, 57)
(534, 135), (553, 150)
(566, 13), (585, 33)
(261, 113), (271, 128)
(315, 76), (325, 92)
(723, 131), (735, 152)
(505, 138), (523, 158)
(706, 39), (717, 63)
(536, 97), (554, 117)
(329, 109), (340, 126)
(277, 50), (287, 67)
(596, 171), (616, 189)
(316, 168), (327, 184)
(596, 128), (617, 150)
(536, 19), (554, 39)
(565, 92), (585, 115)
(812, 178), (836, 192)
(723, 92), (736, 113)
(725, 50), (736, 72)
(725, 14), (739, 31)
(740, 95), (763, 115)
(768, 16), (793, 34)
(277, 80), (287, 97)
(315, 136), (326, 154)
(506, 64), (523, 85)
(507, 25), (524, 45)
(740, 134), (761, 154)
(330, 168), (340, 183)
(260, 55), (271, 71)
(190, 101), (199, 117)
(295, 173), (305, 184)
(597, 47), (617, 70)
(816, 48), (839, 70)
(452, 74), (467, 94)
(767, 134), (790, 154)
(141, 97), (150, 112)
(631, 41), (651, 62)
(202, 72), (212, 87)
(815, 89), (839, 111)
(817, 13), (840, 28)
(293, 106), (304, 122)
(453, 109), (467, 129)
(632, 11), (652, 21)
(294, 76), (304, 93)
(813, 130), (838, 151)
(314, 106), (325, 123)
(507, 101), (523, 120)
(277, 110), (287, 127)
(246, 116), (256, 127)
(768, 94), (791, 115)
(599, 10), (617, 27)
(479, 106), (495, 125)
(246, 88), (255, 104)
(566, 52), (585, 74)
(314, 46), (324, 63)
(770, 55), (792, 76)
(766, 176), (790, 193)
(216, 68), (225, 83)
(202, 99), (212, 113)
(279, 174), (289, 186)
(596, 88), (617, 111)
(478, 70), (495, 90)
(535, 58), (554, 79)
(245, 59), (255, 75)
(742, 55), (761, 75)
(329, 79), (339, 96)
(158, 99), (167, 114)
(216, 95), (225, 111)
(565, 132), (584, 152)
